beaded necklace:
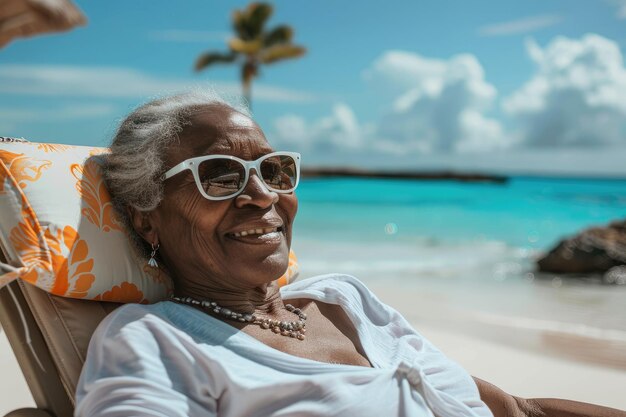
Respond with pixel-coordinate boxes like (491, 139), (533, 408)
(170, 295), (307, 340)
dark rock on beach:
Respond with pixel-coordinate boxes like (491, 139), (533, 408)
(604, 265), (626, 285)
(301, 167), (508, 183)
(537, 220), (626, 278)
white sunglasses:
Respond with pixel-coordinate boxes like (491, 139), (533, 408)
(160, 151), (301, 201)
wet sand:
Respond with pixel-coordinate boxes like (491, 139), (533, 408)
(371, 284), (626, 411)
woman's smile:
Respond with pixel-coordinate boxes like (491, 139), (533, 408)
(231, 227), (280, 238)
(226, 224), (286, 245)
(227, 229), (284, 244)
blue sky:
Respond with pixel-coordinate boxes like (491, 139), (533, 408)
(2, 0), (626, 176)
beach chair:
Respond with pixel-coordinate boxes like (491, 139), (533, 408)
(0, 255), (120, 417)
(0, 253), (298, 417)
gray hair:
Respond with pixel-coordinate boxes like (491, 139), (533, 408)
(103, 89), (250, 256)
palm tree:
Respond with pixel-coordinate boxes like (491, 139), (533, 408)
(194, 2), (306, 109)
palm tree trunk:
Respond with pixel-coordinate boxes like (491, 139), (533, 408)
(242, 77), (252, 110)
(241, 61), (256, 110)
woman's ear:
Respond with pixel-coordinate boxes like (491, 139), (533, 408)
(128, 206), (158, 245)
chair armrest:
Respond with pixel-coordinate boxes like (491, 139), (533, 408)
(5, 408), (56, 417)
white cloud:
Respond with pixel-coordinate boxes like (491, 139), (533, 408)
(273, 103), (365, 151)
(364, 51), (505, 153)
(362, 51), (447, 97)
(272, 34), (626, 175)
(454, 110), (506, 152)
(371, 145), (626, 177)
(607, 0), (626, 18)
(148, 30), (229, 43)
(0, 104), (116, 122)
(273, 51), (506, 156)
(0, 104), (116, 138)
(0, 64), (316, 103)
(273, 114), (309, 146)
(503, 34), (626, 147)
(478, 14), (563, 37)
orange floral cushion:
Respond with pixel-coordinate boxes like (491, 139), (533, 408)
(0, 139), (299, 303)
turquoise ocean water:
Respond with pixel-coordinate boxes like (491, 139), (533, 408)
(295, 176), (626, 249)
(291, 177), (626, 365)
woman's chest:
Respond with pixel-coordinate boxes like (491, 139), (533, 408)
(253, 329), (372, 367)
(243, 301), (372, 368)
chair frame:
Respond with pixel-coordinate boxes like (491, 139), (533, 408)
(0, 281), (70, 417)
(0, 247), (91, 417)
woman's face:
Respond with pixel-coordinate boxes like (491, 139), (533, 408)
(150, 104), (298, 290)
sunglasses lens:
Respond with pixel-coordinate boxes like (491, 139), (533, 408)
(260, 154), (298, 191)
(197, 158), (246, 198)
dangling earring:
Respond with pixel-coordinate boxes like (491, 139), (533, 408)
(148, 243), (160, 268)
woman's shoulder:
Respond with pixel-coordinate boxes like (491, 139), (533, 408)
(282, 273), (372, 296)
(99, 301), (164, 326)
(93, 301), (236, 351)
(281, 273), (389, 316)
(92, 301), (185, 343)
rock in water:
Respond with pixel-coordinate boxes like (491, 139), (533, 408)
(604, 265), (626, 285)
(537, 220), (626, 274)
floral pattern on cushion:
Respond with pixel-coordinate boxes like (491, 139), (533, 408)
(0, 150), (51, 194)
(71, 160), (123, 232)
(94, 282), (147, 304)
(46, 225), (95, 298)
(8, 216), (46, 285)
(37, 143), (75, 153)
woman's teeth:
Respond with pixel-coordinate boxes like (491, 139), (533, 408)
(233, 227), (279, 237)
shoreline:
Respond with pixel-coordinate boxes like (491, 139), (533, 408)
(367, 282), (626, 368)
(368, 283), (626, 410)
(415, 323), (626, 410)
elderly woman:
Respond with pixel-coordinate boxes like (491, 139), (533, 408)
(74, 92), (622, 417)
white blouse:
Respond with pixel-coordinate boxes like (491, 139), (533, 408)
(75, 274), (493, 417)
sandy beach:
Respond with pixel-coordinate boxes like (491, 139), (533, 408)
(420, 324), (626, 410)
(1, 291), (625, 415)
(372, 284), (626, 411)
(1, 328), (34, 416)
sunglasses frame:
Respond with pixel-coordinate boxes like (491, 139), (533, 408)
(160, 151), (301, 201)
